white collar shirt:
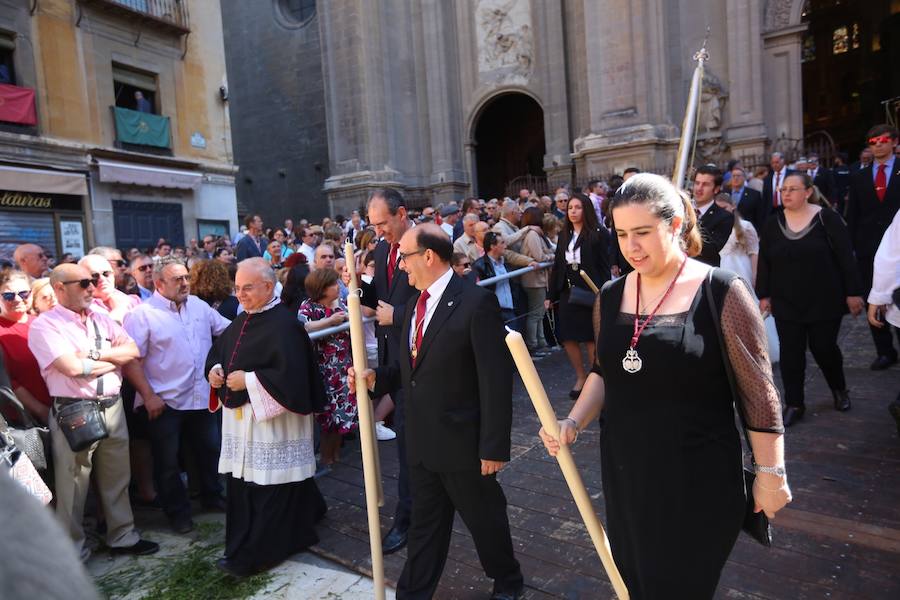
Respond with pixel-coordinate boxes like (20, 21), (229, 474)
(409, 267), (454, 347)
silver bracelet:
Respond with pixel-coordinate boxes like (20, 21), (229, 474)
(81, 358), (93, 377)
(562, 417), (580, 442)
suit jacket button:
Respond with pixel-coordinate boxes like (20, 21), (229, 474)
(411, 380), (416, 388)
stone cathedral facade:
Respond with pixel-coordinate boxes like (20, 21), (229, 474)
(221, 0), (864, 220)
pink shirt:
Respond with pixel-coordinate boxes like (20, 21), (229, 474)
(123, 292), (231, 410)
(28, 304), (134, 399)
(90, 290), (142, 324)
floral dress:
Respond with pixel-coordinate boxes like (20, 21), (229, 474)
(298, 298), (358, 434)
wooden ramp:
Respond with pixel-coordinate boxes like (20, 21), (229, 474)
(311, 317), (900, 599)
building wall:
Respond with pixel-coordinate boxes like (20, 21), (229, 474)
(0, 0), (238, 257)
(220, 0), (330, 225)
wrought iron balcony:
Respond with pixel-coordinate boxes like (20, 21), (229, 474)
(78, 0), (190, 35)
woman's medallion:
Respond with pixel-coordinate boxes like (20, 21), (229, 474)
(622, 348), (642, 373)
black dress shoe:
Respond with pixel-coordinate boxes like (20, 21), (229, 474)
(832, 389), (851, 412)
(382, 525), (408, 554)
(170, 514), (194, 534)
(870, 355), (897, 371)
(215, 557), (275, 577)
(111, 539), (160, 556)
(782, 406), (805, 428)
(490, 588), (523, 600)
(202, 496), (227, 512)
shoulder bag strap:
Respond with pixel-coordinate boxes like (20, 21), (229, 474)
(703, 269), (755, 465)
(91, 317), (104, 397)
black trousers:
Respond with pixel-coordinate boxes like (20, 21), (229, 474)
(858, 258), (899, 359)
(775, 317), (846, 408)
(397, 464), (523, 599)
(393, 388), (412, 529)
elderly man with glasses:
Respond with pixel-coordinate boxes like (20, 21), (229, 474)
(28, 263), (159, 561)
(13, 243), (49, 280)
(79, 255), (141, 324)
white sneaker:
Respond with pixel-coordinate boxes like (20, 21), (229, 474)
(375, 421), (396, 441)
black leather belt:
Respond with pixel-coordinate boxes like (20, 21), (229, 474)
(53, 395), (120, 410)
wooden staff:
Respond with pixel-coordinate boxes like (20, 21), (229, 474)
(505, 329), (629, 600)
(344, 242), (385, 599)
(579, 269), (600, 294)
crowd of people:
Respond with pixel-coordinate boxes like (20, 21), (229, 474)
(0, 123), (898, 599)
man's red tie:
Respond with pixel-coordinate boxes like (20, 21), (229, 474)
(387, 243), (399, 286)
(875, 164), (887, 202)
(773, 171), (782, 208)
(411, 290), (430, 367)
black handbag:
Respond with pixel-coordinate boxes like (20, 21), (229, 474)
(54, 319), (110, 453)
(0, 373), (49, 471)
(704, 270), (773, 547)
(567, 285), (596, 308)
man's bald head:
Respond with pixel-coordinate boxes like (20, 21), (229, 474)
(50, 263), (94, 312)
(236, 257), (276, 312)
(13, 243), (49, 278)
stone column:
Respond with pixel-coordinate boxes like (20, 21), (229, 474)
(534, 0), (573, 181)
(762, 23), (806, 145)
(724, 0), (768, 156)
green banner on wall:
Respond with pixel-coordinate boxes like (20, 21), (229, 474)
(113, 106), (171, 148)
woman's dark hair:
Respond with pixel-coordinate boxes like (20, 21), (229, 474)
(558, 193), (603, 250)
(213, 247), (231, 259)
(416, 228), (453, 262)
(609, 173), (702, 257)
(356, 228), (377, 251)
(281, 263), (310, 312)
(784, 171), (813, 189)
(304, 267), (339, 302)
(483, 231), (501, 254)
(520, 206), (544, 228)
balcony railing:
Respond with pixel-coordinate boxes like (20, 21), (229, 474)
(79, 0), (190, 35)
(111, 106), (172, 154)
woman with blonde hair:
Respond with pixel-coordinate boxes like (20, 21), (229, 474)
(29, 277), (57, 315)
(541, 173), (789, 598)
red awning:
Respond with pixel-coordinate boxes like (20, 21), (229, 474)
(0, 83), (36, 126)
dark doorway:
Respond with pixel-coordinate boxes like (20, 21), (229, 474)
(474, 93), (546, 199)
(801, 0), (899, 159)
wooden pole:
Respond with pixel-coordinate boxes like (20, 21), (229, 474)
(345, 242), (385, 599)
(579, 269), (600, 294)
(505, 329), (630, 600)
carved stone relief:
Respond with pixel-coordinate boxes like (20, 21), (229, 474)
(695, 70), (729, 163)
(475, 0), (533, 85)
(764, 0), (805, 32)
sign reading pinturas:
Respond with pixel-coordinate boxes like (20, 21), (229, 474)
(0, 190), (82, 211)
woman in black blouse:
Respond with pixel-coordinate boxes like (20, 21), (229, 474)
(757, 172), (864, 427)
(546, 193), (611, 397)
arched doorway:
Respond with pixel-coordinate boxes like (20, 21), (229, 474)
(473, 93), (546, 199)
(800, 0), (898, 157)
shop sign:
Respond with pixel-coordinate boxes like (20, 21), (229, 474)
(0, 190), (82, 211)
(60, 220), (85, 258)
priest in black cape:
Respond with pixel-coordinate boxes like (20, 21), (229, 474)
(205, 258), (327, 577)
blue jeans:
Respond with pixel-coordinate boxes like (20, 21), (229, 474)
(147, 407), (223, 520)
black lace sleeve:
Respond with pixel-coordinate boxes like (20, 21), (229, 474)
(721, 278), (784, 433)
(591, 288), (604, 376)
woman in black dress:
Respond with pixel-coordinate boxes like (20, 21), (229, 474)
(540, 174), (790, 599)
(546, 193), (611, 397)
(757, 172), (864, 427)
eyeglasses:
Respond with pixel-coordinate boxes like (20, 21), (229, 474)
(398, 249), (426, 262)
(62, 279), (94, 289)
(135, 264), (153, 272)
(115, 260), (127, 268)
(90, 271), (113, 282)
(1, 291), (30, 302)
(779, 186), (807, 194)
(868, 135), (894, 146)
(166, 274), (190, 283)
(460, 262), (471, 268)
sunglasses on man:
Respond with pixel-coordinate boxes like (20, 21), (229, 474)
(62, 279), (95, 289)
(135, 264), (153, 272)
(1, 290), (30, 302)
(868, 135), (894, 146)
(91, 271), (113, 282)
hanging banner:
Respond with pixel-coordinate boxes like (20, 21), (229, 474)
(0, 83), (37, 126)
(113, 106), (171, 148)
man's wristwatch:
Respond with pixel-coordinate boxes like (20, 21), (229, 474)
(754, 464), (786, 477)
(88, 349), (101, 361)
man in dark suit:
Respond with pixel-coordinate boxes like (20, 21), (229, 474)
(762, 152), (795, 222)
(692, 165), (734, 266)
(353, 223), (523, 600)
(846, 124), (900, 370)
(729, 166), (765, 234)
(366, 188), (418, 554)
(807, 153), (837, 206)
(234, 214), (266, 261)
